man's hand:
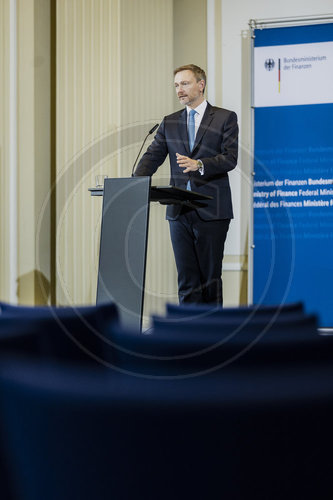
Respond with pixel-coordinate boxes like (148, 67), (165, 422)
(176, 153), (199, 173)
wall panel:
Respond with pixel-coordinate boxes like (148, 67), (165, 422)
(0, 0), (51, 305)
(0, 0), (11, 301)
(56, 0), (176, 321)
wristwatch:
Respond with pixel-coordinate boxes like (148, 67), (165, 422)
(197, 159), (204, 174)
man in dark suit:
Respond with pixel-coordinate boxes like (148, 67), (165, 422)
(134, 64), (238, 305)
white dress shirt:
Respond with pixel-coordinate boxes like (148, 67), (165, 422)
(186, 100), (208, 138)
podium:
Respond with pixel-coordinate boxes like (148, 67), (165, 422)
(90, 177), (212, 331)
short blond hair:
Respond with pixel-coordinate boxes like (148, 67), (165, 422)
(173, 64), (206, 92)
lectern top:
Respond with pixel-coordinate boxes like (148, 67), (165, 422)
(89, 185), (213, 208)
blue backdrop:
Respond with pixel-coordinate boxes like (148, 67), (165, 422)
(253, 24), (333, 327)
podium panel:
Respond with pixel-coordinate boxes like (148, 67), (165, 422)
(94, 178), (212, 331)
(97, 177), (151, 331)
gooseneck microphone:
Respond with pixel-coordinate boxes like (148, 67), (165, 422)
(131, 123), (159, 176)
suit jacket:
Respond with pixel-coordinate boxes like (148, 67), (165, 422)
(134, 102), (238, 221)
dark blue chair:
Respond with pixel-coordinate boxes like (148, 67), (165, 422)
(106, 313), (331, 376)
(0, 302), (119, 365)
(1, 358), (333, 500)
(0, 302), (119, 499)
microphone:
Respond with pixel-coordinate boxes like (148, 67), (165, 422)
(131, 123), (159, 176)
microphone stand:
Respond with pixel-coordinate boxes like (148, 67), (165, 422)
(131, 124), (159, 176)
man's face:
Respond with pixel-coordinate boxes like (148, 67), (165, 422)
(174, 70), (205, 108)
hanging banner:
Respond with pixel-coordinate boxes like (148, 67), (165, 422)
(252, 23), (333, 327)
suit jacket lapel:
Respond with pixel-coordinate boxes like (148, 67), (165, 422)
(192, 103), (214, 153)
(178, 109), (190, 154)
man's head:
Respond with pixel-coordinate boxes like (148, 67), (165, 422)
(174, 64), (206, 109)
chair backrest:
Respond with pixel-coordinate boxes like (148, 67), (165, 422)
(166, 301), (304, 320)
(1, 358), (333, 500)
(0, 302), (118, 365)
(153, 312), (318, 340)
(106, 314), (329, 376)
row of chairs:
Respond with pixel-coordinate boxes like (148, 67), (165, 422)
(0, 300), (328, 376)
(111, 301), (331, 376)
(0, 300), (332, 499)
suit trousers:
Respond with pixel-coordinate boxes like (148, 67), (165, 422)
(169, 209), (230, 305)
